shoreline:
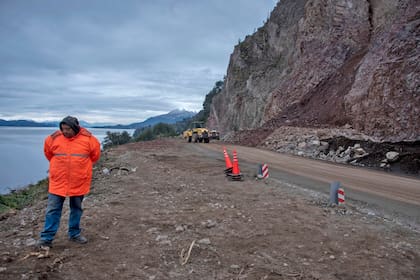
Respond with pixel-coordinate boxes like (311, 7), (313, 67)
(0, 176), (49, 196)
(0, 177), (48, 214)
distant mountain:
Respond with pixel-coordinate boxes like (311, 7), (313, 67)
(0, 109), (196, 129)
(0, 119), (114, 128)
(79, 121), (115, 127)
(96, 109), (196, 129)
(0, 119), (57, 127)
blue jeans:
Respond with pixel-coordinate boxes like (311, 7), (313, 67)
(40, 193), (84, 242)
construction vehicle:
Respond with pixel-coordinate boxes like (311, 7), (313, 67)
(209, 130), (220, 140)
(182, 121), (210, 143)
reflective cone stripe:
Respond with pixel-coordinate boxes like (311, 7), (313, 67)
(223, 147), (233, 169)
(262, 163), (269, 179)
(338, 188), (345, 205)
(232, 150), (240, 175)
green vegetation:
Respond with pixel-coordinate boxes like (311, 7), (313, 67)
(134, 122), (177, 141)
(102, 131), (132, 149)
(183, 80), (224, 127)
(197, 80), (223, 122)
(0, 179), (48, 213)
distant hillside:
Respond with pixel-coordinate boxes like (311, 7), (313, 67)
(96, 109), (196, 129)
(0, 119), (106, 128)
(0, 119), (56, 127)
(0, 110), (196, 129)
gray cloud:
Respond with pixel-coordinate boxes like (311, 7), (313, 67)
(0, 0), (277, 124)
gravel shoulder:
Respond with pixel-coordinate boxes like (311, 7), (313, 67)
(1, 138), (419, 279)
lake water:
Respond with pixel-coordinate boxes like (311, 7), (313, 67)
(0, 127), (134, 194)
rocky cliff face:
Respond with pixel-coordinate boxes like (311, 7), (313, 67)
(208, 0), (419, 142)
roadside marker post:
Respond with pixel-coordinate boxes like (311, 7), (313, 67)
(338, 188), (345, 205)
(329, 181), (341, 205)
(262, 163), (269, 179)
(257, 164), (263, 179)
(257, 163), (269, 180)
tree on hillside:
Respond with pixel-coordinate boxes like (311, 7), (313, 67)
(153, 122), (177, 137)
(192, 80), (224, 123)
(135, 127), (154, 141)
(102, 131), (132, 149)
(134, 122), (177, 141)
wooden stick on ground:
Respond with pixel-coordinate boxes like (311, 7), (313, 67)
(180, 240), (196, 265)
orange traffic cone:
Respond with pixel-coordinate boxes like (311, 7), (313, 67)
(223, 147), (233, 175)
(230, 150), (243, 181)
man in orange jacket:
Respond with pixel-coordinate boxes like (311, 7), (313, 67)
(38, 116), (101, 248)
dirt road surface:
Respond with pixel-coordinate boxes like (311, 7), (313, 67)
(1, 138), (419, 279)
(195, 143), (420, 224)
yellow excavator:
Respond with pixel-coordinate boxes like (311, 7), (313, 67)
(182, 121), (210, 143)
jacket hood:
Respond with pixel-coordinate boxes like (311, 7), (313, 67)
(59, 116), (80, 135)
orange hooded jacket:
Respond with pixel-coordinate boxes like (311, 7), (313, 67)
(44, 127), (101, 197)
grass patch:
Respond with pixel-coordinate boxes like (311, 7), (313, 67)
(0, 178), (49, 214)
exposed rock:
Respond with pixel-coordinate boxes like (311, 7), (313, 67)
(386, 151), (400, 162)
(197, 238), (211, 245)
(240, 126), (420, 176)
(209, 0), (419, 142)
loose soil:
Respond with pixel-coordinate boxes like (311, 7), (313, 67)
(1, 138), (419, 279)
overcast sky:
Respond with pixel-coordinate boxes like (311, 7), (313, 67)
(0, 0), (277, 124)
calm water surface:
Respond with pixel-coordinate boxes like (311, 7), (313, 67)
(0, 127), (133, 194)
